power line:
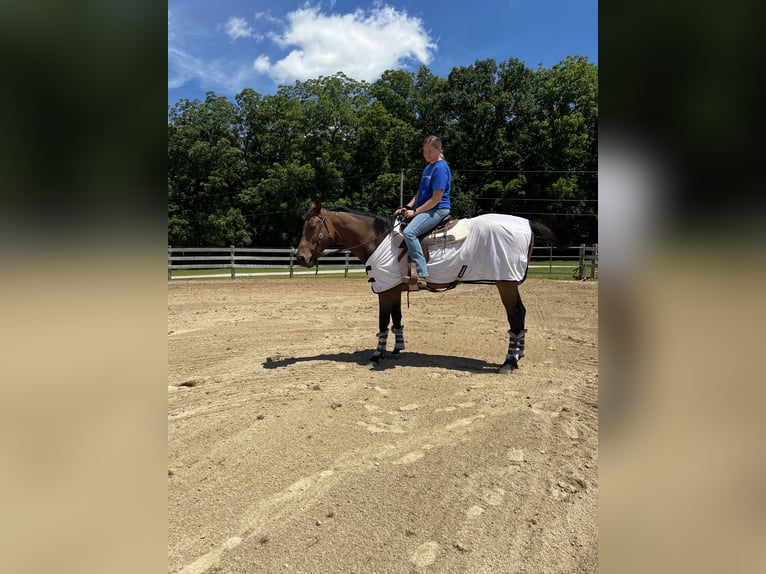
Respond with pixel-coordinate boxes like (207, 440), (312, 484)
(477, 197), (597, 202)
(456, 169), (597, 174)
(170, 167), (598, 198)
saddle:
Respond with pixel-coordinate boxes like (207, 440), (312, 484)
(395, 215), (461, 264)
(396, 215), (463, 291)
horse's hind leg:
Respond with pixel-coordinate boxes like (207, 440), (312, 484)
(496, 281), (527, 374)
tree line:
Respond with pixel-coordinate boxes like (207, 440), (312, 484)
(168, 56), (597, 248)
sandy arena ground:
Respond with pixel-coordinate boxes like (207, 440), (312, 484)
(168, 277), (598, 573)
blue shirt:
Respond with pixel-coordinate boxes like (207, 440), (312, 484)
(417, 159), (451, 210)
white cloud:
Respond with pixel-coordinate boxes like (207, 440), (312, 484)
(255, 10), (281, 25)
(253, 55), (271, 73)
(168, 10), (175, 42)
(169, 3), (434, 96)
(168, 9), (195, 89)
(169, 47), (254, 93)
(254, 5), (436, 84)
(168, 9), (254, 93)
(168, 46), (200, 89)
(225, 16), (255, 41)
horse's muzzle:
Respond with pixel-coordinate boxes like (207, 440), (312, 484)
(295, 255), (313, 267)
(295, 240), (320, 267)
(295, 250), (316, 267)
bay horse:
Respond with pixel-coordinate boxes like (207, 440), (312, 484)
(295, 198), (555, 374)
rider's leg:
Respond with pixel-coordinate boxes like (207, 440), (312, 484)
(401, 208), (449, 278)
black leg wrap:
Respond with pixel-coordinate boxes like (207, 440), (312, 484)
(392, 326), (404, 350)
(499, 329), (526, 373)
(369, 329), (389, 362)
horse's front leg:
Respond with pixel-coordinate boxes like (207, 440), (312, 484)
(370, 290), (404, 362)
(390, 290), (405, 355)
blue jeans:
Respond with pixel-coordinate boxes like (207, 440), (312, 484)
(402, 208), (450, 277)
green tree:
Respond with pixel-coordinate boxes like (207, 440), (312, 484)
(527, 56), (598, 243)
(240, 161), (317, 246)
(237, 88), (306, 178)
(370, 69), (418, 125)
(168, 92), (248, 246)
(443, 59), (503, 170)
(441, 59), (506, 213)
(285, 73), (370, 201)
(168, 58), (598, 247)
(413, 66), (449, 144)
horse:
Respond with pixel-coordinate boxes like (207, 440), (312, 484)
(295, 197), (555, 374)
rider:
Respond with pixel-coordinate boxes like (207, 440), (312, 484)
(394, 135), (452, 287)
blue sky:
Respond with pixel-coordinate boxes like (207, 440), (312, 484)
(168, 0), (597, 105)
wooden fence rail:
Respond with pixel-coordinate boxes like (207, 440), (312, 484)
(573, 244), (599, 281)
(168, 245), (597, 280)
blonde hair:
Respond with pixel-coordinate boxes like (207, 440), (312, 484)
(423, 135), (445, 160)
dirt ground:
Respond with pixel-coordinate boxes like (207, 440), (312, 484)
(168, 277), (598, 573)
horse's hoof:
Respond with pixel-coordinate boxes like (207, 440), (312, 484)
(391, 348), (401, 355)
(498, 361), (517, 374)
(369, 352), (383, 363)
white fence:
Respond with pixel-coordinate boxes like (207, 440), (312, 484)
(167, 245), (597, 280)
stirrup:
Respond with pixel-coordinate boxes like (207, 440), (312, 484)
(401, 275), (426, 291)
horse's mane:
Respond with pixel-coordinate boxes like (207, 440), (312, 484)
(324, 206), (395, 235)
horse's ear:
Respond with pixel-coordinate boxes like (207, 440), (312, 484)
(313, 196), (322, 211)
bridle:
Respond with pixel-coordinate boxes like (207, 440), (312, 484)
(303, 210), (341, 274)
(308, 210), (338, 256)
(305, 208), (403, 272)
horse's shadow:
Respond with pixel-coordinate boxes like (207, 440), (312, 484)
(262, 350), (500, 373)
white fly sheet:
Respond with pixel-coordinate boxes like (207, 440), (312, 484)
(365, 213), (532, 293)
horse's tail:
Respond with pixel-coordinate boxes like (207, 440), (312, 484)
(529, 221), (556, 245)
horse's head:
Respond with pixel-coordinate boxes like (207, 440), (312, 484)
(296, 197), (331, 267)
